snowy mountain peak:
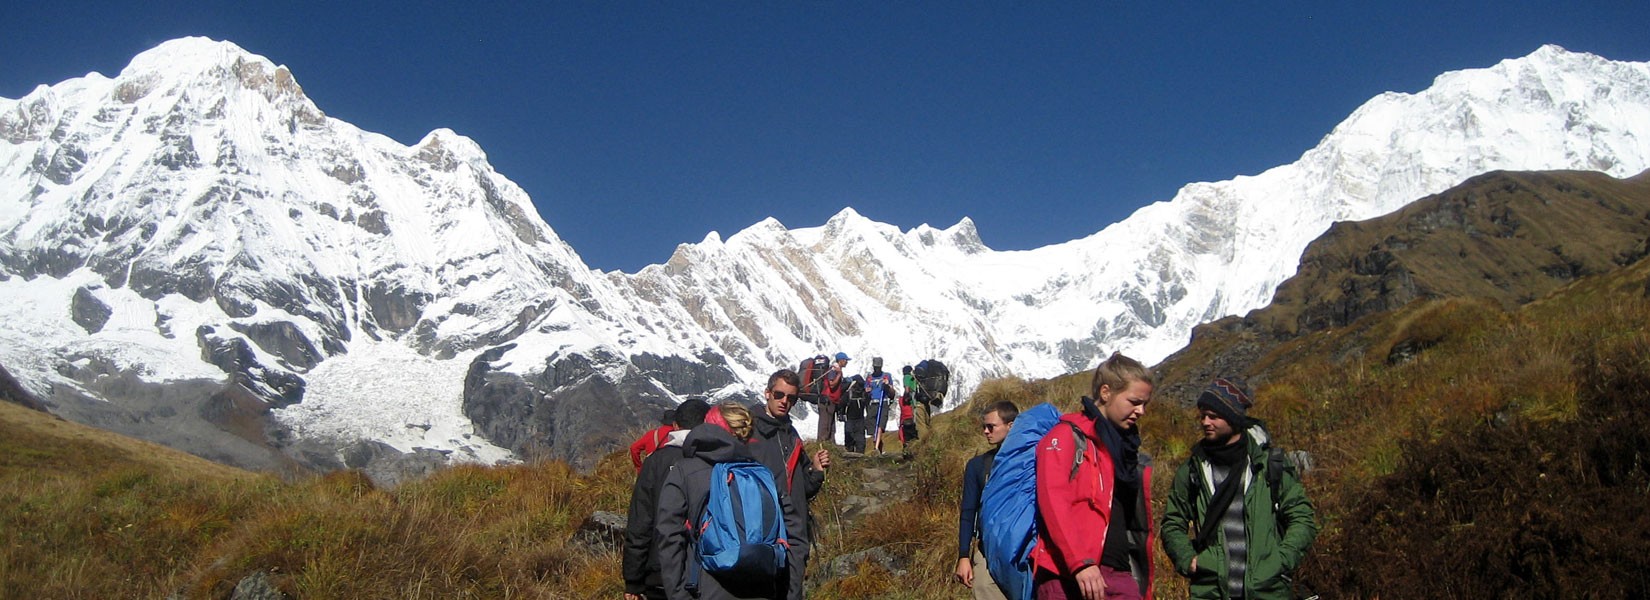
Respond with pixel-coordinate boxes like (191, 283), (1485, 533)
(412, 128), (490, 171)
(939, 216), (985, 253)
(115, 37), (313, 109)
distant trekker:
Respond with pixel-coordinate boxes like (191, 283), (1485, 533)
(865, 357), (897, 452)
(816, 352), (850, 444)
(840, 374), (870, 454)
(897, 386), (919, 449)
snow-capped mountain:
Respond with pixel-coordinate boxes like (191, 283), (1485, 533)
(2, 39), (1646, 474)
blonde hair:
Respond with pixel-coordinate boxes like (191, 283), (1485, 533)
(717, 401), (754, 441)
(1090, 351), (1153, 399)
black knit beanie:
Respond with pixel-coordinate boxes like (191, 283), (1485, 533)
(1196, 377), (1252, 429)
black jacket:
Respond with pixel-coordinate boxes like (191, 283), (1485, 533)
(625, 430), (689, 595)
(750, 411), (825, 542)
(657, 424), (806, 600)
(957, 447), (998, 558)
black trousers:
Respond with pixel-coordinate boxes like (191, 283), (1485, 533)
(843, 417), (866, 453)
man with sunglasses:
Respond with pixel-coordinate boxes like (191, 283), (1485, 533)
(956, 401), (1019, 599)
(750, 369), (832, 549)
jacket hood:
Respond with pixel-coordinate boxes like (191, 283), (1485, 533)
(683, 423), (755, 464)
(754, 410), (792, 438)
(662, 428), (690, 448)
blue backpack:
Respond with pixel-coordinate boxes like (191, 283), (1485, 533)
(690, 461), (789, 590)
(978, 403), (1085, 600)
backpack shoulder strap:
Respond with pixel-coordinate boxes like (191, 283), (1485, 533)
(1063, 421), (1088, 481)
(1267, 445), (1290, 537)
(784, 438), (804, 493)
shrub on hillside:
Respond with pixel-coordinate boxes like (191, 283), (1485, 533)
(1304, 336), (1650, 598)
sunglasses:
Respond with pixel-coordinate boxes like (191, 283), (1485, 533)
(769, 390), (800, 402)
(982, 423), (1001, 432)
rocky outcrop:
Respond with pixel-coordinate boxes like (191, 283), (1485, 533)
(0, 363), (49, 412)
(70, 287), (112, 334)
(197, 326), (306, 408)
(572, 511), (628, 550)
(461, 345), (735, 470)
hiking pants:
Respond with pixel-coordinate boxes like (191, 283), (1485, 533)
(843, 417), (866, 453)
(1034, 566), (1141, 600)
(971, 547), (1009, 600)
(816, 399), (837, 444)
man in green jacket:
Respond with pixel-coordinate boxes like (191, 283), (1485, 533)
(1160, 379), (1319, 600)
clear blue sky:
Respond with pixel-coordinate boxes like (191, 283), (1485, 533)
(5, 2), (1648, 273)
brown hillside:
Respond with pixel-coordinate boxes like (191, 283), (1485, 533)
(1157, 169), (1650, 404)
(0, 396), (256, 482)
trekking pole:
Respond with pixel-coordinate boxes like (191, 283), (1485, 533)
(871, 394), (885, 454)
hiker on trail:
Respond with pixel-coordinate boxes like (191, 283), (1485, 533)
(1033, 352), (1156, 600)
(865, 358), (898, 452)
(1160, 379), (1319, 600)
(657, 402), (805, 600)
(956, 401), (1019, 599)
(840, 374), (869, 454)
(816, 352), (850, 444)
(631, 408), (679, 471)
(902, 364), (930, 436)
(625, 398), (711, 600)
(750, 369), (831, 546)
(897, 385), (919, 447)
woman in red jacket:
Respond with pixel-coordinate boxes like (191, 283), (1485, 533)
(1032, 352), (1155, 600)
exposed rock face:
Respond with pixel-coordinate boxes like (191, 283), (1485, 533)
(197, 326), (306, 408)
(70, 287), (112, 333)
(39, 363), (288, 471)
(0, 363), (49, 412)
(461, 345), (733, 470)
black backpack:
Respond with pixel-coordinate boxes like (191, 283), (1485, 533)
(913, 359), (950, 408)
(842, 375), (869, 416)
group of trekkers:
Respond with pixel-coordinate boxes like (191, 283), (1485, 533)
(622, 351), (1319, 600)
(958, 353), (1320, 600)
(802, 352), (947, 456)
(625, 369), (827, 600)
